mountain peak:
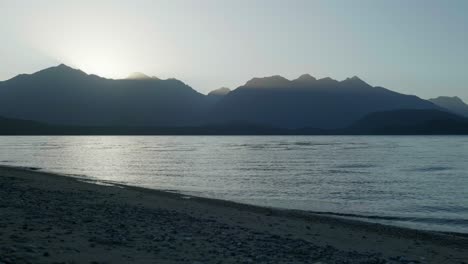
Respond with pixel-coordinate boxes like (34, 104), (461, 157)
(244, 75), (290, 88)
(208, 87), (231, 96)
(429, 96), (468, 114)
(317, 77), (339, 84)
(294, 74), (317, 83)
(52, 63), (79, 71)
(342, 75), (371, 87)
(126, 72), (152, 80)
(36, 64), (87, 77)
(433, 96), (464, 103)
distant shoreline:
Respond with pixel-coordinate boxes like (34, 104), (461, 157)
(0, 165), (467, 263)
(3, 109), (468, 136)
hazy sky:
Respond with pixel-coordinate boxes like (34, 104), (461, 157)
(1, 0), (467, 99)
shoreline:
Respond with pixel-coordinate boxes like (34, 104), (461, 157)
(5, 164), (468, 238)
(1, 165), (467, 263)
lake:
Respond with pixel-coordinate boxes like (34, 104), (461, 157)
(1, 136), (467, 233)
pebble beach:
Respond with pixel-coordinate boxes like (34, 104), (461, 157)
(0, 166), (466, 263)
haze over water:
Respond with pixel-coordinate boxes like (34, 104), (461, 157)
(1, 136), (467, 233)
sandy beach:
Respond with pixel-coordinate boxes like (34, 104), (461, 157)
(0, 165), (466, 264)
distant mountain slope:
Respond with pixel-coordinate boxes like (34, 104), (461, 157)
(0, 64), (209, 126)
(2, 110), (468, 135)
(209, 75), (438, 129)
(346, 109), (468, 134)
(208, 87), (231, 97)
(207, 87), (231, 103)
(0, 115), (291, 135)
(429, 96), (468, 117)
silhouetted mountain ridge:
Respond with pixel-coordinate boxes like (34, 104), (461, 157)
(0, 64), (447, 130)
(244, 75), (291, 88)
(429, 96), (468, 117)
(0, 64), (208, 126)
(210, 74), (438, 129)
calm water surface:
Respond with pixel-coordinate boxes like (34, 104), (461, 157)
(0, 136), (467, 233)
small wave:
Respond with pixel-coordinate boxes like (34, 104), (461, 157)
(239, 167), (287, 172)
(292, 142), (318, 146)
(342, 146), (371, 150)
(277, 142), (341, 147)
(327, 169), (371, 174)
(311, 211), (468, 226)
(335, 164), (376, 169)
(414, 204), (468, 213)
(148, 148), (198, 152)
(408, 166), (453, 172)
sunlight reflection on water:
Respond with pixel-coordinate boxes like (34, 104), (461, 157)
(0, 135), (467, 233)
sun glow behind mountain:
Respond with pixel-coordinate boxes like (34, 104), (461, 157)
(62, 49), (132, 80)
(35, 23), (164, 80)
(2, 1), (468, 98)
(17, 1), (176, 80)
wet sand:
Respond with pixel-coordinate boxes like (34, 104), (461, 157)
(0, 165), (466, 263)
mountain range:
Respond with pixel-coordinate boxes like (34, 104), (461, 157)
(0, 64), (208, 127)
(1, 64), (467, 134)
(209, 74), (437, 129)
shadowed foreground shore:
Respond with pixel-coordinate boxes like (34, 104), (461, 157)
(0, 166), (466, 263)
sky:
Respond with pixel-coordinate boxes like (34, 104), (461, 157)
(1, 0), (467, 99)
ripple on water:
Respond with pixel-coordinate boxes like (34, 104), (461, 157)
(407, 166), (453, 172)
(335, 164), (376, 169)
(1, 135), (468, 234)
